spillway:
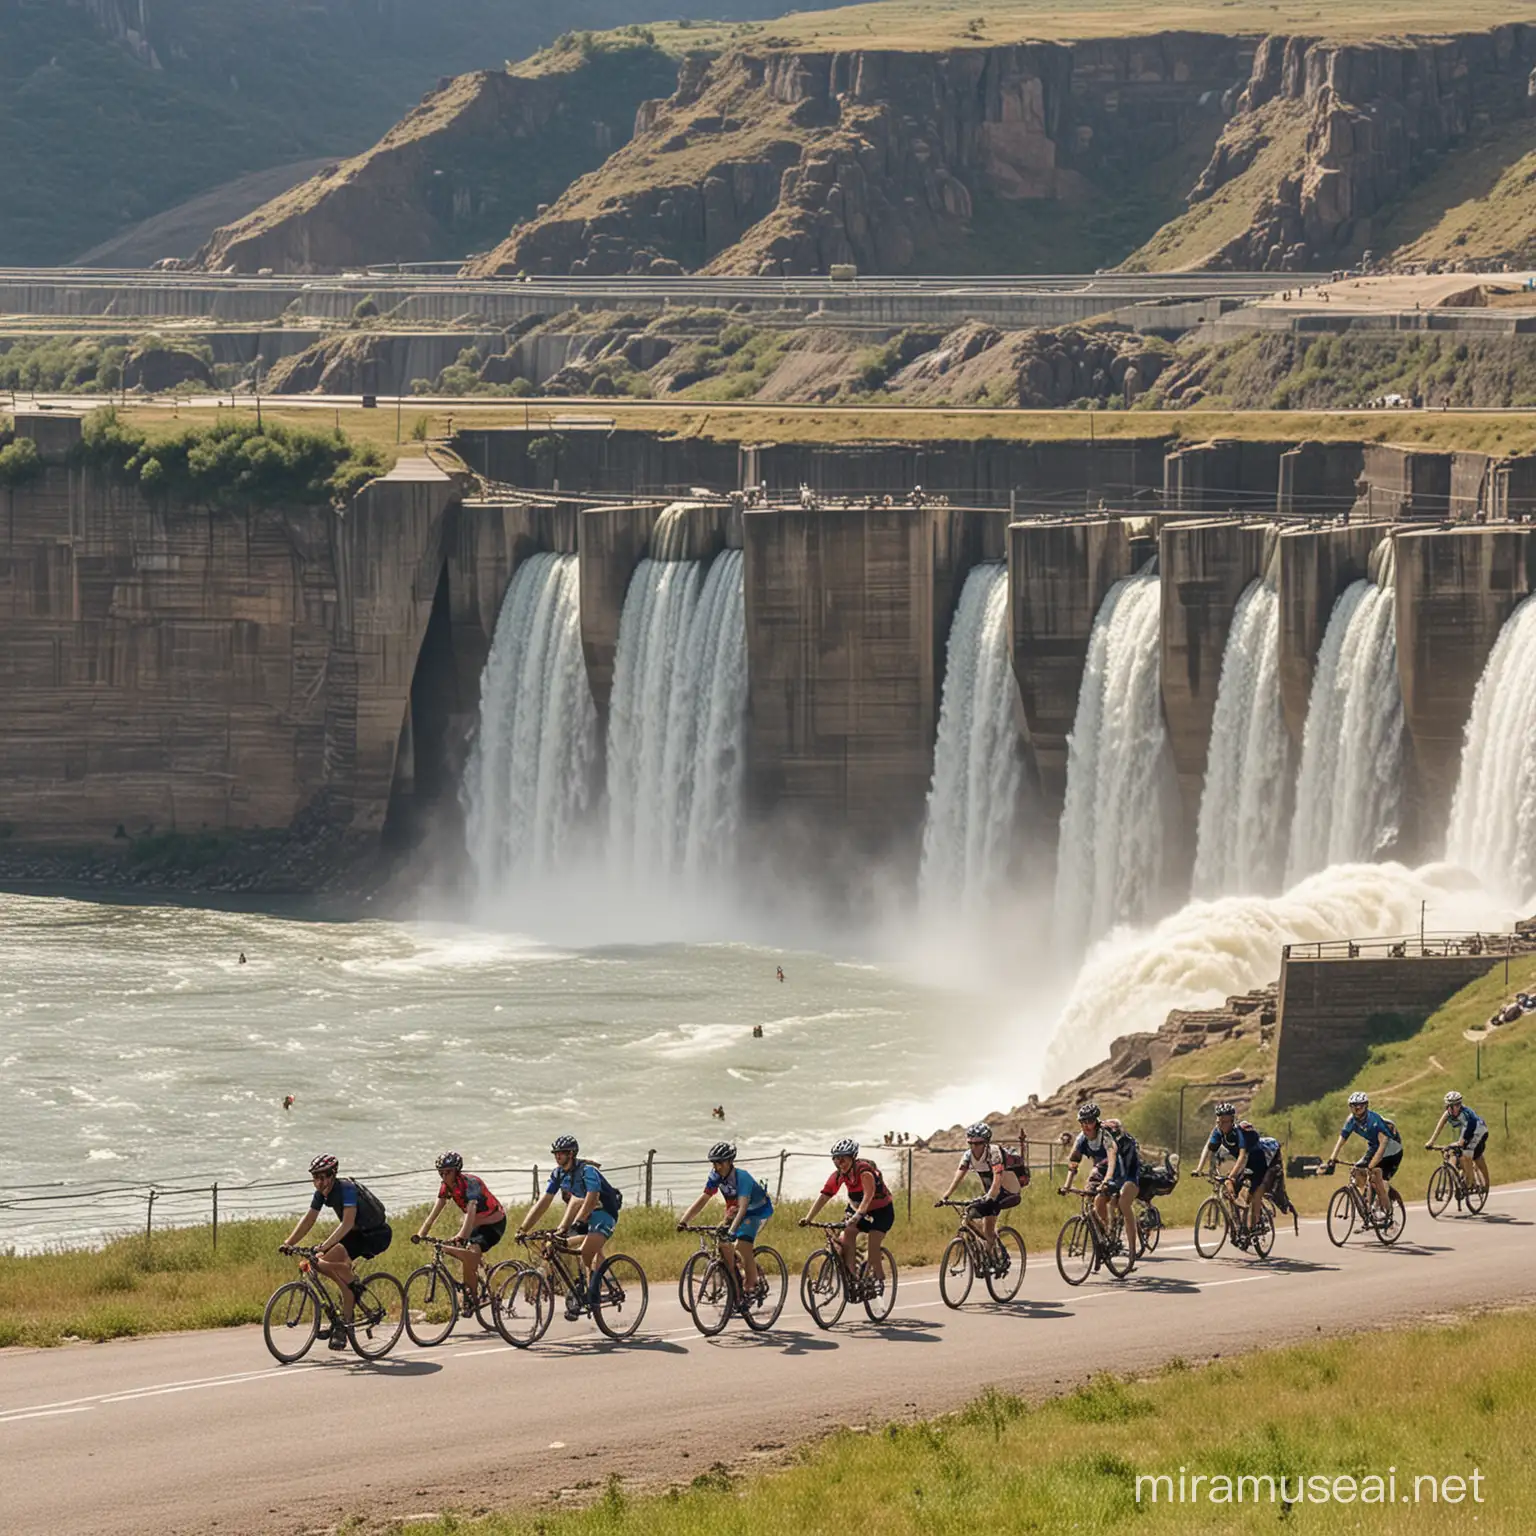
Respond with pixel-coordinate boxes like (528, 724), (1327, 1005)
(463, 553), (601, 890)
(1192, 578), (1291, 897)
(1055, 569), (1179, 950)
(919, 564), (1027, 912)
(1446, 593), (1536, 898)
(1286, 539), (1403, 883)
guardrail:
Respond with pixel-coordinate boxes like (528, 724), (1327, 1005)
(1282, 931), (1530, 961)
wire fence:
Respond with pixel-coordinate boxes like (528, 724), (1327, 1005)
(1283, 931), (1533, 961)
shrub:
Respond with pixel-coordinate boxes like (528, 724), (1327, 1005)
(0, 436), (42, 488)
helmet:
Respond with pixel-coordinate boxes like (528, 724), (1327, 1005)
(1445, 1091), (1463, 1107)
(1214, 1102), (1236, 1117)
(708, 1141), (737, 1162)
(550, 1134), (579, 1155)
(1077, 1102), (1100, 1123)
(965, 1123), (992, 1142)
(1348, 1091), (1369, 1108)
(309, 1153), (339, 1177)
(435, 1151), (463, 1172)
(830, 1137), (859, 1158)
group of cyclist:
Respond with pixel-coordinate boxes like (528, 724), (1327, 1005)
(279, 1084), (1493, 1335)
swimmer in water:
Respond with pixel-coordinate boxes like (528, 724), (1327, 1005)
(776, 966), (784, 983)
(283, 1095), (295, 1112)
(239, 952), (247, 965)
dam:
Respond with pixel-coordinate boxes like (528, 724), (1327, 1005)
(2, 411), (1535, 927)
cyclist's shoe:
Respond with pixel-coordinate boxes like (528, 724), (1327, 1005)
(316, 1326), (333, 1342)
(327, 1330), (349, 1352)
(563, 1293), (584, 1322)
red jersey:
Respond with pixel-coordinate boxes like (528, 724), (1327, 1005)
(821, 1158), (892, 1209)
(439, 1173), (503, 1219)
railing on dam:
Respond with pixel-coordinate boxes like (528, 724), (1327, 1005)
(1282, 930), (1531, 962)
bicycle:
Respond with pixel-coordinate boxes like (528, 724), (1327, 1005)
(1054, 1189), (1134, 1285)
(1193, 1173), (1276, 1260)
(676, 1224), (789, 1336)
(263, 1245), (405, 1364)
(402, 1234), (518, 1347)
(799, 1220), (899, 1328)
(1426, 1145), (1489, 1219)
(1135, 1197), (1164, 1255)
(500, 1230), (648, 1342)
(933, 1199), (1026, 1307)
(1324, 1162), (1407, 1246)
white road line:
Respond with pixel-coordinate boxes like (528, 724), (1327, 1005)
(0, 1405), (96, 1423)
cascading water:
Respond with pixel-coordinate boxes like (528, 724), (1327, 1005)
(463, 552), (601, 889)
(1192, 575), (1291, 897)
(1286, 539), (1403, 883)
(1055, 569), (1180, 951)
(919, 564), (1028, 912)
(606, 508), (748, 882)
(1446, 593), (1536, 897)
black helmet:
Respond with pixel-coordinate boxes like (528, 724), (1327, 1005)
(309, 1153), (339, 1177)
(965, 1122), (992, 1142)
(1077, 1102), (1100, 1123)
(435, 1150), (463, 1173)
(708, 1141), (737, 1162)
(1214, 1102), (1236, 1118)
(550, 1134), (579, 1155)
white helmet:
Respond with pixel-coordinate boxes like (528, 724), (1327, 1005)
(1348, 1091), (1369, 1108)
(1444, 1091), (1463, 1107)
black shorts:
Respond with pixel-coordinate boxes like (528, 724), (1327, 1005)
(1357, 1153), (1402, 1181)
(1101, 1159), (1140, 1194)
(1238, 1158), (1269, 1191)
(850, 1203), (895, 1234)
(467, 1218), (506, 1252)
(1465, 1132), (1489, 1160)
(341, 1224), (392, 1261)
(967, 1191), (1021, 1220)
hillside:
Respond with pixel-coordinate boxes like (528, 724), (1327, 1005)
(0, 0), (828, 266)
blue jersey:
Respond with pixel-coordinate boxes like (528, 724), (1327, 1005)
(1447, 1105), (1486, 1143)
(704, 1166), (773, 1216)
(1208, 1123), (1266, 1166)
(546, 1162), (603, 1203)
(1340, 1111), (1402, 1155)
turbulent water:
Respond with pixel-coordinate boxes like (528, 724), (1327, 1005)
(1192, 579), (1291, 897)
(1287, 543), (1403, 883)
(463, 553), (600, 890)
(607, 540), (748, 883)
(1055, 570), (1180, 950)
(919, 564), (1028, 913)
(1446, 593), (1536, 898)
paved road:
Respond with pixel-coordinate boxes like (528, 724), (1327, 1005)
(3, 1188), (1534, 1536)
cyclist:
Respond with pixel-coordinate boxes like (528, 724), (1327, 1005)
(1194, 1103), (1273, 1234)
(800, 1138), (893, 1296)
(280, 1153), (392, 1351)
(1425, 1091), (1490, 1196)
(1323, 1091), (1402, 1222)
(516, 1134), (622, 1321)
(934, 1122), (1025, 1271)
(1059, 1103), (1140, 1265)
(676, 1141), (773, 1302)
(412, 1151), (506, 1297)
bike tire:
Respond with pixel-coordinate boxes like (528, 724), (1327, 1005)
(862, 1252), (898, 1322)
(1055, 1216), (1095, 1287)
(741, 1246), (788, 1332)
(403, 1264), (458, 1347)
(494, 1265), (551, 1348)
(984, 1227), (1026, 1304)
(470, 1263), (507, 1333)
(1140, 1206), (1162, 1255)
(1101, 1216), (1134, 1279)
(1426, 1164), (1453, 1220)
(939, 1236), (974, 1309)
(690, 1258), (735, 1337)
(1252, 1205), (1276, 1259)
(1466, 1175), (1489, 1215)
(1376, 1188), (1407, 1246)
(802, 1249), (847, 1329)
(350, 1273), (405, 1360)
(677, 1250), (708, 1315)
(1326, 1186), (1357, 1246)
(1193, 1197), (1227, 1259)
(262, 1279), (320, 1364)
(592, 1254), (648, 1341)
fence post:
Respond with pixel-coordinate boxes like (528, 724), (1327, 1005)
(645, 1150), (656, 1207)
(212, 1182), (219, 1252)
(532, 1164), (539, 1201)
(906, 1146), (913, 1222)
(145, 1189), (156, 1248)
(777, 1149), (788, 1202)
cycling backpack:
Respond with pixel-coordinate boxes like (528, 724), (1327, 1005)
(851, 1157), (890, 1203)
(1258, 1136), (1281, 1159)
(349, 1179), (387, 1232)
(1379, 1118), (1401, 1146)
(570, 1160), (624, 1219)
(999, 1146), (1031, 1186)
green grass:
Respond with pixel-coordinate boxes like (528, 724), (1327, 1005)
(395, 1308), (1536, 1533)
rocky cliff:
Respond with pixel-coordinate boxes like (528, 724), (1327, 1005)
(471, 36), (1246, 277)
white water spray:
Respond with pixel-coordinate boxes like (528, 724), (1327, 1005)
(1286, 541), (1403, 883)
(1446, 593), (1536, 898)
(1192, 578), (1291, 897)
(919, 564), (1028, 912)
(1055, 569), (1180, 950)
(463, 553), (601, 890)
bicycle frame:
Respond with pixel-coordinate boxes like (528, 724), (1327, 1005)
(518, 1231), (591, 1306)
(804, 1220), (875, 1298)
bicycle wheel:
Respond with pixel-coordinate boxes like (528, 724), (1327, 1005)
(262, 1280), (320, 1364)
(1326, 1186), (1357, 1246)
(350, 1273), (405, 1360)
(939, 1236), (975, 1309)
(1055, 1215), (1095, 1287)
(592, 1254), (648, 1341)
(690, 1258), (735, 1337)
(495, 1265), (552, 1348)
(1193, 1197), (1228, 1259)
(1466, 1174), (1489, 1215)
(802, 1250), (847, 1329)
(1376, 1188), (1407, 1246)
(1140, 1206), (1162, 1255)
(469, 1265), (505, 1333)
(678, 1250), (709, 1315)
(742, 1246), (788, 1332)
(1101, 1216), (1134, 1279)
(1426, 1164), (1454, 1220)
(1251, 1204), (1275, 1259)
(403, 1264), (458, 1347)
(862, 1251), (898, 1321)
(985, 1227), (1026, 1303)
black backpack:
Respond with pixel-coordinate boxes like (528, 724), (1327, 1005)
(569, 1160), (624, 1219)
(350, 1179), (387, 1231)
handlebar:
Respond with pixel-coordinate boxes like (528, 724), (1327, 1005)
(677, 1223), (733, 1236)
(279, 1244), (323, 1258)
(801, 1219), (852, 1231)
